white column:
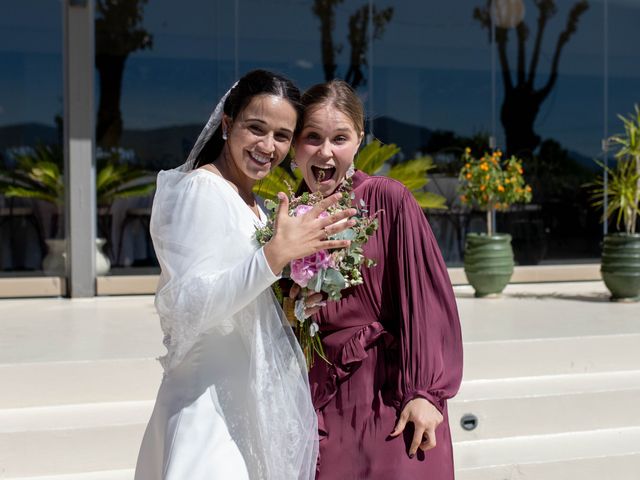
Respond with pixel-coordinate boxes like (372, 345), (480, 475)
(63, 0), (96, 297)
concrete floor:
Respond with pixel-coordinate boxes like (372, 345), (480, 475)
(1, 280), (637, 365)
(1, 281), (639, 479)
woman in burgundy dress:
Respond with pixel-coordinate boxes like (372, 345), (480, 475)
(292, 80), (464, 479)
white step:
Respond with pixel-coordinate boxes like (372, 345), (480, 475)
(0, 401), (153, 434)
(456, 282), (640, 343)
(455, 427), (640, 480)
(450, 370), (640, 441)
(0, 400), (149, 478)
(5, 469), (133, 480)
(1, 284), (639, 478)
(0, 296), (162, 365)
(0, 359), (161, 409)
(0, 424), (145, 478)
(463, 333), (640, 380)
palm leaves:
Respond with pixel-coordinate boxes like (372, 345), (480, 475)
(611, 105), (640, 161)
(253, 140), (446, 209)
(0, 145), (64, 206)
(384, 154), (446, 209)
(353, 140), (401, 174)
(253, 165), (304, 201)
(589, 105), (640, 234)
(0, 144), (156, 209)
(588, 160), (640, 234)
(609, 105), (640, 233)
(96, 162), (156, 207)
(354, 140), (446, 209)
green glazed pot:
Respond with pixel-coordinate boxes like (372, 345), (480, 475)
(464, 233), (514, 297)
(601, 233), (640, 302)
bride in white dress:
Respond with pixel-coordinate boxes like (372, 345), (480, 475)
(134, 70), (356, 480)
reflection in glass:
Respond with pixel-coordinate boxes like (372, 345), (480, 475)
(95, 0), (158, 272)
(96, 0), (153, 149)
(474, 0), (600, 263)
(0, 1), (63, 276)
(474, 0), (589, 157)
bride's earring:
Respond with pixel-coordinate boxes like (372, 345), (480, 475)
(346, 163), (355, 179)
(222, 128), (228, 141)
(290, 159), (298, 171)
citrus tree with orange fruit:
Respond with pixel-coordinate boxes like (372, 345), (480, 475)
(458, 148), (532, 235)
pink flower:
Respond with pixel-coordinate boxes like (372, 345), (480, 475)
(289, 202), (333, 287)
(290, 250), (334, 288)
(293, 204), (329, 219)
(293, 204), (313, 216)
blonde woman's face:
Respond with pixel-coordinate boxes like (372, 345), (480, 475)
(295, 104), (363, 196)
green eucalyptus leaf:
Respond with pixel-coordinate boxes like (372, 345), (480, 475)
(307, 269), (325, 293)
(332, 228), (357, 241)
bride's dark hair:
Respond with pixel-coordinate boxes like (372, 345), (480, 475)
(193, 70), (302, 169)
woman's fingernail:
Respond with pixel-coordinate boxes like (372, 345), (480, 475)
(409, 453), (415, 459)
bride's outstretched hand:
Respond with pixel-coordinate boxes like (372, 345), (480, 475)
(264, 192), (356, 275)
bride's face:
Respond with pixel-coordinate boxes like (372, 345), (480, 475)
(295, 104), (363, 196)
(224, 94), (297, 181)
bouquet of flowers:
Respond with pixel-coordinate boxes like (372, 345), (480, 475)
(255, 177), (379, 367)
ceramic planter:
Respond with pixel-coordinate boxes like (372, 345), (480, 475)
(464, 233), (514, 297)
(601, 233), (640, 302)
(42, 238), (111, 276)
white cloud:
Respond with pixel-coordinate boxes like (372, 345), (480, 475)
(296, 59), (313, 70)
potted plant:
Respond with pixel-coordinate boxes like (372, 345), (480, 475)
(0, 144), (156, 275)
(459, 148), (532, 297)
(588, 106), (640, 301)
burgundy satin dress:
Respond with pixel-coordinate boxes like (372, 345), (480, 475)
(309, 171), (463, 479)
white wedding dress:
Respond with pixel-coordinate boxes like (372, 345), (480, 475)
(135, 168), (318, 479)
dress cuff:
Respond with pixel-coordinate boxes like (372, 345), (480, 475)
(257, 246), (282, 281)
(401, 389), (444, 414)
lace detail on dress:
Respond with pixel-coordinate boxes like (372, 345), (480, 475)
(155, 274), (219, 372)
(147, 168), (318, 478)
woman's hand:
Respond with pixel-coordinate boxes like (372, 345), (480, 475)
(289, 283), (326, 318)
(389, 398), (443, 457)
(264, 192), (356, 275)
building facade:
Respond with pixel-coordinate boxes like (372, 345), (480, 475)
(1, 0), (638, 296)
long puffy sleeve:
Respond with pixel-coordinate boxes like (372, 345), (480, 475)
(389, 189), (463, 413)
(150, 169), (280, 370)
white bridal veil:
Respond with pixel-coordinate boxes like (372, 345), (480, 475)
(146, 81), (319, 479)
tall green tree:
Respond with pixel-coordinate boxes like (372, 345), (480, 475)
(312, 1), (393, 89)
(95, 0), (153, 148)
(345, 5), (394, 90)
(474, 0), (589, 157)
(312, 0), (344, 81)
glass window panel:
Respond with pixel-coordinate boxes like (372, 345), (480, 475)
(94, 0), (234, 273)
(491, 0), (604, 264)
(372, 0), (494, 265)
(0, 1), (64, 278)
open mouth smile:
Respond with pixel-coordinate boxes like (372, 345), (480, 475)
(250, 151), (273, 165)
(311, 165), (336, 183)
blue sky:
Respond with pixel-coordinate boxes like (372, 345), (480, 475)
(0, 0), (638, 158)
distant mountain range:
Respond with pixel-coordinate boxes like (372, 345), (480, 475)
(0, 123), (60, 149)
(0, 118), (597, 172)
(372, 116), (433, 159)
